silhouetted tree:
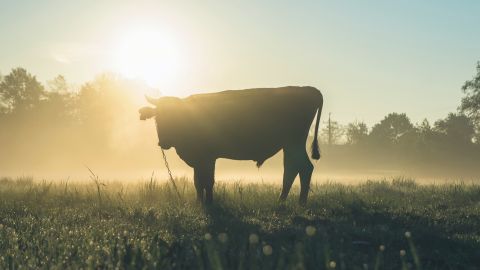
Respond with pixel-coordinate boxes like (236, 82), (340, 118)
(0, 68), (45, 113)
(415, 119), (438, 148)
(460, 61), (480, 141)
(412, 119), (436, 155)
(346, 121), (368, 145)
(434, 113), (475, 144)
(417, 119), (433, 135)
(320, 116), (344, 145)
(369, 113), (415, 145)
(42, 75), (76, 121)
(0, 71), (3, 111)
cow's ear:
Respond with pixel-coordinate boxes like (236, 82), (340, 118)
(139, 107), (157, 120)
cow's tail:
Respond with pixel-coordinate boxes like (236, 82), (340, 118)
(311, 92), (323, 160)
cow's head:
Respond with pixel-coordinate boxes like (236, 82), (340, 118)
(139, 96), (184, 149)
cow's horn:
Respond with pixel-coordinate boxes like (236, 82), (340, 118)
(145, 95), (160, 106)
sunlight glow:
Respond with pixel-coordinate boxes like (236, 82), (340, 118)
(111, 28), (183, 90)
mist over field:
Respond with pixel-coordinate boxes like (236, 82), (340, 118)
(1, 2), (480, 184)
(1, 67), (480, 183)
(0, 72), (478, 184)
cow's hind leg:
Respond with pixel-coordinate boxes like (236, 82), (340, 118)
(279, 144), (314, 205)
(298, 151), (314, 206)
(193, 160), (216, 204)
(279, 146), (300, 202)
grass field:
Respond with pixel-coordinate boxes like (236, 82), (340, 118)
(1, 176), (479, 269)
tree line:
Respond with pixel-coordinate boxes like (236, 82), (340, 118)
(317, 62), (480, 175)
(1, 63), (480, 175)
(0, 68), (152, 171)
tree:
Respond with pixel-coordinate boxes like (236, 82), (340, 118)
(0, 68), (44, 113)
(434, 113), (475, 144)
(416, 119), (437, 145)
(48, 75), (69, 94)
(75, 73), (140, 150)
(0, 72), (6, 114)
(346, 121), (368, 144)
(417, 119), (432, 135)
(43, 75), (75, 121)
(76, 73), (134, 123)
(369, 113), (415, 145)
(460, 61), (480, 137)
(0, 73), (3, 112)
(320, 114), (344, 145)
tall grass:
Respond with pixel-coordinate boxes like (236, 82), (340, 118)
(0, 176), (479, 269)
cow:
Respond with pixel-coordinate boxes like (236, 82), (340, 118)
(139, 86), (323, 205)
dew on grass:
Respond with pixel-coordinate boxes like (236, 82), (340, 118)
(249, 233), (259, 244)
(305, 225), (316, 236)
(263, 245), (273, 256)
(218, 233), (228, 243)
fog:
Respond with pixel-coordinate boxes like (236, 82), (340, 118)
(1, 68), (480, 184)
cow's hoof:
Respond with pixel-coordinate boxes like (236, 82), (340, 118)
(276, 202), (287, 212)
(299, 199), (307, 207)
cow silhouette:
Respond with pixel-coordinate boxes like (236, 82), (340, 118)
(139, 86), (323, 205)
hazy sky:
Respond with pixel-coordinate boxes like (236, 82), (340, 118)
(1, 0), (479, 126)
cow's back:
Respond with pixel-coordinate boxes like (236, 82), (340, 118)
(179, 86), (321, 162)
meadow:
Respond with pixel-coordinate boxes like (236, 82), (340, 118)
(0, 176), (479, 269)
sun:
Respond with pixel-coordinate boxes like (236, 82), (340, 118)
(111, 28), (183, 89)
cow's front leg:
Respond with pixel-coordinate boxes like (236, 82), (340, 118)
(193, 170), (204, 202)
(193, 159), (216, 204)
